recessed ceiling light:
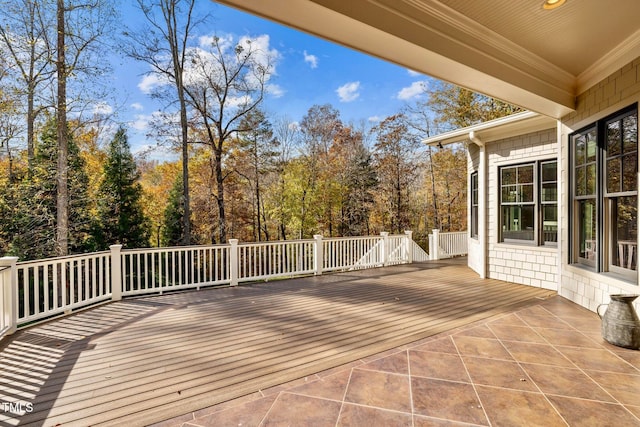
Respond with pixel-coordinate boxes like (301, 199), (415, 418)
(543, 0), (566, 10)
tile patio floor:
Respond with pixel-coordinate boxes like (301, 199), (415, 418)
(153, 295), (640, 427)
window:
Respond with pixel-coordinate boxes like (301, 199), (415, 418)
(571, 105), (637, 280)
(471, 172), (478, 239)
(499, 160), (557, 245)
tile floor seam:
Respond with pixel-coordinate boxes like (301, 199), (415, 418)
(257, 390), (283, 427)
(333, 366), (355, 427)
(452, 327), (492, 427)
(494, 311), (572, 427)
(405, 348), (415, 427)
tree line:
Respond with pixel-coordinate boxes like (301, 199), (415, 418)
(0, 0), (520, 261)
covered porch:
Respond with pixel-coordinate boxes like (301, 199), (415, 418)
(0, 257), (601, 426)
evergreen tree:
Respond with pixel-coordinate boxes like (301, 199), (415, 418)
(0, 117), (92, 260)
(94, 127), (149, 249)
(161, 173), (185, 246)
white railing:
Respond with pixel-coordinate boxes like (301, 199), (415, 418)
(0, 231), (425, 339)
(14, 251), (113, 326)
(428, 230), (468, 260)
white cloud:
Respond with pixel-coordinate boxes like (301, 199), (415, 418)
(303, 50), (318, 69)
(397, 80), (428, 100)
(336, 81), (360, 102)
(130, 113), (153, 132)
(407, 69), (421, 77)
(368, 115), (382, 123)
(138, 74), (168, 95)
(267, 84), (285, 98)
(92, 102), (113, 115)
(131, 102), (144, 111)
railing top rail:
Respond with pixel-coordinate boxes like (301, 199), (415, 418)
(16, 250), (112, 267)
(238, 238), (315, 247)
(323, 235), (383, 242)
(122, 244), (230, 254)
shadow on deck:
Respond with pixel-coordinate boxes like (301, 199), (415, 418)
(0, 258), (555, 426)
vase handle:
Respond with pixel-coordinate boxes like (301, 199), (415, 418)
(596, 304), (608, 319)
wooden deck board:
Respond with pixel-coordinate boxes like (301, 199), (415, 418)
(0, 258), (555, 426)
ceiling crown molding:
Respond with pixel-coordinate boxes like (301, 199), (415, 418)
(577, 28), (640, 94)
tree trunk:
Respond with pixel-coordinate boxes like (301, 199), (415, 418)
(55, 0), (68, 256)
(214, 146), (227, 243)
(427, 146), (441, 231)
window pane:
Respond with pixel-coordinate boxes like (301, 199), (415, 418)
(502, 205), (534, 241)
(520, 184), (534, 202)
(587, 132), (597, 162)
(502, 167), (516, 185)
(575, 135), (586, 166)
(607, 158), (621, 193)
(578, 199), (597, 262)
(518, 165), (534, 184)
(623, 114), (638, 153)
(541, 161), (557, 182)
(543, 204), (558, 244)
(611, 196), (637, 271)
(542, 183), (557, 202)
(622, 152), (638, 192)
(502, 185), (517, 203)
(586, 164), (596, 195)
(576, 167), (585, 196)
(608, 120), (621, 156)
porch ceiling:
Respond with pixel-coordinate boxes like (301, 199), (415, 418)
(213, 0), (640, 118)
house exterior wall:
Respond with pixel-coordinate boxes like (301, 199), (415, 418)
(485, 130), (559, 290)
(559, 58), (640, 312)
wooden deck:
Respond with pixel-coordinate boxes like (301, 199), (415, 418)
(0, 258), (555, 426)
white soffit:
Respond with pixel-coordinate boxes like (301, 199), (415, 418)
(422, 111), (558, 147)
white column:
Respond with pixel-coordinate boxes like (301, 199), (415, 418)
(431, 229), (440, 260)
(313, 235), (323, 275)
(229, 239), (239, 286)
(110, 245), (123, 301)
(0, 256), (19, 336)
(381, 232), (390, 265)
(404, 230), (414, 263)
(478, 144), (487, 278)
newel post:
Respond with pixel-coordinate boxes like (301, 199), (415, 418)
(110, 245), (123, 301)
(229, 239), (239, 286)
(0, 256), (19, 336)
(380, 232), (390, 266)
(404, 230), (414, 263)
(431, 229), (440, 260)
(314, 234), (323, 276)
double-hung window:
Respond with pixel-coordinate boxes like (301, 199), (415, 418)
(571, 105), (638, 280)
(499, 160), (557, 245)
(471, 172), (479, 239)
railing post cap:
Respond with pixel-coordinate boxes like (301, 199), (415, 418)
(109, 244), (123, 250)
(380, 232), (389, 236)
(0, 256), (19, 265)
(229, 239), (239, 244)
(313, 234), (323, 239)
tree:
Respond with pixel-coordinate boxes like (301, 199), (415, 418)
(329, 127), (377, 236)
(125, 0), (205, 246)
(184, 33), (276, 243)
(371, 114), (421, 233)
(0, 0), (55, 165)
(54, 0), (116, 256)
(299, 104), (342, 236)
(0, 116), (92, 260)
(235, 109), (278, 241)
(94, 127), (149, 249)
(428, 81), (523, 130)
(161, 172), (185, 246)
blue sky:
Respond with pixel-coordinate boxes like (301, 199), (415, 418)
(110, 1), (433, 159)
